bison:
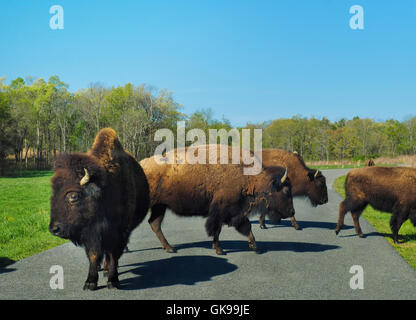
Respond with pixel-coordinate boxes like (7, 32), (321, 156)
(365, 159), (375, 167)
(258, 149), (328, 230)
(335, 166), (416, 243)
(49, 128), (150, 290)
(139, 144), (295, 255)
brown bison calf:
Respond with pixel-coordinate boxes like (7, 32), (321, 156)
(258, 149), (328, 230)
(335, 166), (416, 243)
(49, 128), (149, 290)
(140, 144), (295, 255)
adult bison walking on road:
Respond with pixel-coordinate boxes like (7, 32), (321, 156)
(140, 144), (295, 255)
(258, 149), (328, 230)
(335, 166), (416, 243)
(49, 128), (150, 290)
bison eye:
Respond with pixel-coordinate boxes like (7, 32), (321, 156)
(283, 187), (291, 197)
(66, 192), (81, 204)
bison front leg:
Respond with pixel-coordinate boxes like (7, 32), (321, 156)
(351, 209), (365, 238)
(83, 249), (102, 291)
(206, 214), (225, 255)
(235, 216), (258, 253)
(106, 252), (121, 289)
(212, 226), (225, 255)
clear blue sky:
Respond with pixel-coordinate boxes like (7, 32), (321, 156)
(1, 0), (415, 126)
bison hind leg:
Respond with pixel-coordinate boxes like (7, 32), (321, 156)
(335, 197), (366, 235)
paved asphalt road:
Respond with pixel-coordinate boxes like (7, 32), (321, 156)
(1, 169), (416, 300)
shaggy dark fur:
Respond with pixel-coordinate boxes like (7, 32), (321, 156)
(258, 149), (328, 230)
(335, 166), (416, 243)
(49, 128), (149, 290)
(140, 144), (295, 255)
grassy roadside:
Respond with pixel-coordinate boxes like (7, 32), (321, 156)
(333, 175), (416, 270)
(0, 171), (67, 267)
(309, 163), (397, 170)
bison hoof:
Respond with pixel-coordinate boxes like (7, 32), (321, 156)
(165, 247), (176, 253)
(250, 246), (259, 253)
(107, 281), (120, 289)
(103, 270), (109, 278)
(215, 248), (226, 255)
(83, 282), (98, 291)
(260, 225), (267, 230)
(294, 225), (302, 230)
(358, 233), (365, 238)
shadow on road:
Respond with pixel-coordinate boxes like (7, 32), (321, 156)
(338, 230), (416, 243)
(117, 255), (237, 291)
(172, 240), (340, 254)
(0, 257), (16, 273)
(251, 219), (354, 231)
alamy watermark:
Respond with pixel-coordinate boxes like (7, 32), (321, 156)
(49, 265), (64, 289)
(49, 5), (64, 30)
(349, 5), (364, 30)
(349, 265), (364, 290)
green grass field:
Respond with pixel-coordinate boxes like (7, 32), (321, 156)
(333, 175), (416, 270)
(0, 171), (67, 267)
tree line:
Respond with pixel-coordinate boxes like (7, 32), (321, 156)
(1, 76), (415, 175)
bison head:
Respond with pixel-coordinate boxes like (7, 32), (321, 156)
(261, 167), (295, 223)
(305, 169), (328, 207)
(49, 153), (106, 244)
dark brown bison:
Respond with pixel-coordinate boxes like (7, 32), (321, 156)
(335, 166), (416, 243)
(49, 128), (150, 290)
(258, 149), (328, 230)
(140, 144), (295, 255)
(365, 159), (375, 167)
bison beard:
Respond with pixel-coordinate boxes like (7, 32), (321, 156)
(335, 166), (416, 244)
(49, 128), (149, 290)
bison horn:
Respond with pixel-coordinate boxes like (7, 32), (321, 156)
(80, 168), (90, 186)
(281, 168), (288, 183)
(314, 170), (320, 178)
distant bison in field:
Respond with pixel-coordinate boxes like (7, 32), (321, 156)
(365, 159), (375, 167)
(258, 149), (328, 230)
(140, 144), (295, 255)
(49, 128), (150, 290)
(335, 166), (416, 243)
